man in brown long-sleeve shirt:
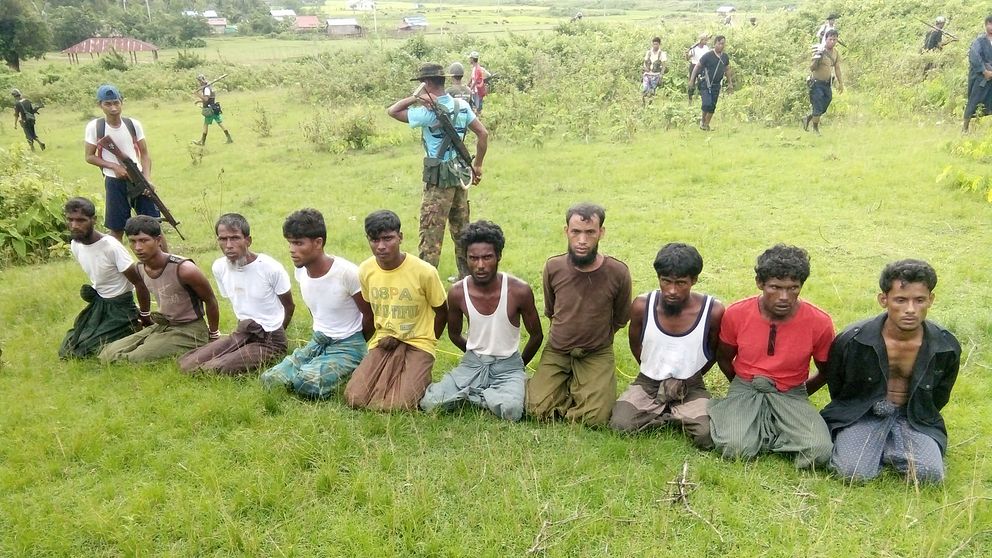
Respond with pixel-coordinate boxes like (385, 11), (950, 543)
(526, 203), (632, 426)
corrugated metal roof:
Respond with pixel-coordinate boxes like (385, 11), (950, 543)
(62, 37), (159, 54)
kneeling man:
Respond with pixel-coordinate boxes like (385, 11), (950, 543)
(610, 243), (724, 448)
(344, 210), (448, 411)
(526, 203), (632, 426)
(100, 216), (220, 363)
(421, 221), (544, 420)
(822, 260), (960, 483)
(60, 197), (151, 358)
(261, 209), (373, 399)
(179, 213), (295, 375)
(709, 244), (834, 468)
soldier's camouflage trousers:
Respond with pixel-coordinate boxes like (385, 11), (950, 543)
(419, 183), (469, 279)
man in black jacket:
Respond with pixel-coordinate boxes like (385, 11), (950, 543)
(821, 260), (960, 484)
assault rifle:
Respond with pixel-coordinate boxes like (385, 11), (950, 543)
(415, 83), (477, 185)
(195, 73), (228, 93)
(97, 136), (186, 240)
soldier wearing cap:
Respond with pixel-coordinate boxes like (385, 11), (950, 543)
(83, 84), (165, 249)
(194, 74), (233, 146)
(387, 63), (488, 281)
(445, 62), (473, 105)
(467, 51), (491, 116)
(11, 88), (46, 151)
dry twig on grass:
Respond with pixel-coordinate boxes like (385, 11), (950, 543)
(527, 505), (587, 554)
(661, 460), (725, 542)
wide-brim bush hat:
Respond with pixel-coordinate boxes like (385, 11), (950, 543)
(411, 63), (449, 81)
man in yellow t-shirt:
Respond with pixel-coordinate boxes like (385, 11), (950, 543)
(344, 210), (448, 411)
(803, 29), (844, 135)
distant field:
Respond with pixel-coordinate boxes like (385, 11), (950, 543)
(21, 0), (782, 69)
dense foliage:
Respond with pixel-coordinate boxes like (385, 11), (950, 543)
(0, 146), (76, 267)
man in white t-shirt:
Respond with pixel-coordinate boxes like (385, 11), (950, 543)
(685, 33), (711, 100)
(261, 209), (373, 399)
(83, 84), (164, 249)
(59, 197), (152, 359)
(194, 74), (233, 146)
(179, 213), (295, 375)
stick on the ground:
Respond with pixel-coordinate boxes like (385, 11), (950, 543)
(663, 460), (725, 542)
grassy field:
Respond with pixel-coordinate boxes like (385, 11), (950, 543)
(1, 78), (991, 556)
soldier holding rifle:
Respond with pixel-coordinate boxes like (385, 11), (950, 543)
(387, 63), (488, 282)
(83, 84), (167, 249)
(194, 74), (233, 146)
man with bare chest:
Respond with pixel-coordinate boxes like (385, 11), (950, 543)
(610, 243), (724, 448)
(821, 260), (961, 483)
(420, 221), (544, 420)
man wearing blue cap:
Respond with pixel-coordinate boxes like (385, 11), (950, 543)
(84, 84), (164, 248)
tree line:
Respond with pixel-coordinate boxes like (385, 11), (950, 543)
(0, 0), (323, 71)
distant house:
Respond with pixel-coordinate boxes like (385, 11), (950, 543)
(206, 17), (228, 34)
(716, 6), (736, 14)
(270, 9), (298, 22)
(293, 15), (322, 32)
(346, 0), (375, 10)
(399, 15), (428, 31)
(202, 10), (218, 18)
(326, 18), (365, 37)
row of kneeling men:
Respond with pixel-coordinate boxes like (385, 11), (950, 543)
(60, 199), (960, 485)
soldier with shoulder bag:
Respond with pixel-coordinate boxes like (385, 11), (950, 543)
(387, 63), (489, 281)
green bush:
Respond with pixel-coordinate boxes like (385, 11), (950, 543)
(99, 49), (129, 72)
(0, 146), (78, 267)
(172, 50), (206, 70)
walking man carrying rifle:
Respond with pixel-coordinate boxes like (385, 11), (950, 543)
(803, 29), (844, 135)
(387, 63), (488, 282)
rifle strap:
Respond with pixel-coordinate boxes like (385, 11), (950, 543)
(432, 100), (466, 160)
(95, 117), (140, 165)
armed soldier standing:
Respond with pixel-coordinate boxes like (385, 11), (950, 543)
(387, 63), (488, 281)
(11, 89), (45, 151)
(195, 74), (233, 145)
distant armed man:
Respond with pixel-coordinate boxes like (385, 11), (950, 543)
(688, 35), (733, 131)
(803, 29), (844, 135)
(194, 74), (233, 145)
(11, 88), (45, 151)
(962, 15), (992, 133)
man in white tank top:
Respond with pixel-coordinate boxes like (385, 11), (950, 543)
(610, 243), (724, 448)
(421, 221), (543, 421)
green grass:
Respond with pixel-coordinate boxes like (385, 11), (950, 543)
(1, 84), (991, 555)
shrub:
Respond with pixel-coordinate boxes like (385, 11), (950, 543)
(172, 50), (205, 70)
(0, 146), (78, 267)
(99, 49), (129, 72)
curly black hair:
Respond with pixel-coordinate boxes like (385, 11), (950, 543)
(754, 244), (810, 284)
(879, 259), (937, 293)
(460, 220), (505, 258)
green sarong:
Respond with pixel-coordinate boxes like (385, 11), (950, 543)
(708, 376), (833, 469)
(98, 316), (209, 364)
(59, 286), (140, 359)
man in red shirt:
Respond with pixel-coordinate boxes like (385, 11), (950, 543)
(709, 244), (834, 469)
